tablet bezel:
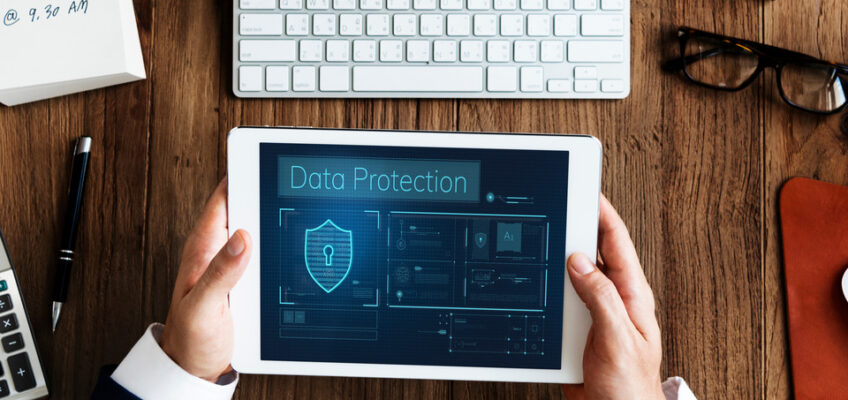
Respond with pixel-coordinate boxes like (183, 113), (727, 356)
(227, 127), (601, 383)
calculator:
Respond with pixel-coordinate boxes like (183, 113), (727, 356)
(0, 230), (48, 399)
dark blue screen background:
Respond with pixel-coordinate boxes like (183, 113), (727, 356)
(259, 141), (569, 370)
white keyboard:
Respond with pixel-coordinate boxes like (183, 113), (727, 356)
(233, 0), (629, 98)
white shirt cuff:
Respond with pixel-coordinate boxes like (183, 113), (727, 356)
(111, 323), (238, 400)
(662, 376), (697, 400)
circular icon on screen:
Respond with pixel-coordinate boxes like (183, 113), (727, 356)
(396, 238), (407, 250)
(486, 192), (495, 203)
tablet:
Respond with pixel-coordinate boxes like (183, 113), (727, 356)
(227, 127), (601, 383)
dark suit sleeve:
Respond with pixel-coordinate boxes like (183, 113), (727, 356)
(90, 365), (141, 400)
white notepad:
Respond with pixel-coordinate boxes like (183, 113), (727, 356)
(0, 0), (146, 106)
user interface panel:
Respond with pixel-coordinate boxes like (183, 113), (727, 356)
(259, 143), (569, 369)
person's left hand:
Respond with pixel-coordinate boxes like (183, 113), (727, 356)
(160, 178), (253, 382)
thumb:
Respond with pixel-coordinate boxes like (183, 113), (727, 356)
(193, 230), (252, 303)
(567, 252), (629, 332)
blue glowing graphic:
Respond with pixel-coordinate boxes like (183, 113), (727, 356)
(304, 219), (353, 293)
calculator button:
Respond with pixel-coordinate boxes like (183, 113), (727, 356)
(7, 353), (35, 392)
(0, 380), (8, 397)
(1, 334), (23, 353)
(0, 295), (11, 313)
(0, 315), (16, 334)
(0, 281), (6, 292)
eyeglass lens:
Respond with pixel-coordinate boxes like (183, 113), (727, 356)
(683, 36), (759, 89)
(780, 63), (847, 113)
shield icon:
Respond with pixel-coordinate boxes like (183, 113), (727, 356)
(304, 219), (353, 293)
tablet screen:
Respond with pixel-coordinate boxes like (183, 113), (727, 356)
(259, 142), (568, 370)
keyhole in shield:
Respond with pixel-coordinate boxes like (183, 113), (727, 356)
(323, 245), (334, 266)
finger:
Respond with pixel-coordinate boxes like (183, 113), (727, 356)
(561, 384), (585, 400)
(191, 230), (252, 305)
(567, 252), (630, 333)
(596, 195), (657, 336)
(175, 178), (230, 295)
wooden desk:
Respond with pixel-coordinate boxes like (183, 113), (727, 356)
(0, 0), (846, 397)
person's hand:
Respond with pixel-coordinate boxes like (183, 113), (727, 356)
(562, 195), (664, 400)
(160, 179), (253, 382)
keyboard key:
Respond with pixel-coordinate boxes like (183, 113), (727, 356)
(353, 67), (483, 91)
(487, 66), (517, 91)
(440, 0), (463, 9)
(292, 66), (317, 91)
(1, 333), (23, 353)
(573, 0), (595, 9)
(473, 15), (497, 36)
(494, 0), (516, 9)
(367, 14), (390, 35)
(286, 14), (309, 35)
(320, 66), (351, 91)
(433, 40), (457, 62)
(300, 40), (323, 61)
(527, 14), (551, 36)
(540, 40), (564, 62)
(306, 0), (330, 9)
(266, 66), (290, 91)
(326, 40), (351, 61)
(240, 40), (296, 62)
(521, 0), (543, 9)
(394, 14), (417, 35)
(240, 0), (276, 9)
(240, 14), (283, 36)
(547, 0), (569, 9)
(447, 14), (471, 36)
(601, 79), (625, 92)
(581, 14), (624, 36)
(0, 380), (7, 398)
(361, 0), (382, 8)
(414, 0), (437, 9)
(0, 296), (11, 314)
(520, 67), (543, 92)
(421, 14), (444, 36)
(513, 41), (537, 62)
(313, 14), (337, 35)
(353, 40), (377, 61)
(548, 79), (571, 92)
(7, 353), (35, 392)
(339, 14), (363, 35)
(568, 40), (624, 62)
(574, 79), (598, 92)
(601, 0), (623, 9)
(239, 66), (263, 91)
(407, 40), (431, 61)
(380, 40), (404, 61)
(334, 0), (356, 9)
(280, 0), (304, 8)
(553, 14), (577, 36)
(388, 0), (410, 8)
(467, 0), (490, 9)
(460, 40), (483, 62)
(500, 14), (523, 36)
(574, 66), (596, 79)
(487, 40), (510, 62)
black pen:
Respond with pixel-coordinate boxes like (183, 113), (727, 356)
(51, 137), (91, 333)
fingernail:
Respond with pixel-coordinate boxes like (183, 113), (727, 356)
(570, 253), (595, 275)
(226, 232), (245, 256)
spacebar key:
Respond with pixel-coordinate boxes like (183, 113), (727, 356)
(353, 67), (483, 92)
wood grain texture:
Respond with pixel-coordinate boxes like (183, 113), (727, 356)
(0, 0), (844, 397)
(762, 2), (848, 399)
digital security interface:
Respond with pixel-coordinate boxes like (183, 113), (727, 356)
(259, 142), (569, 370)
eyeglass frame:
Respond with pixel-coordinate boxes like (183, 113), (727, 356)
(662, 26), (848, 115)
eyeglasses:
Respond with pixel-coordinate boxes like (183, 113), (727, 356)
(663, 27), (848, 115)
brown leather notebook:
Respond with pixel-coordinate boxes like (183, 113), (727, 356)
(780, 177), (848, 399)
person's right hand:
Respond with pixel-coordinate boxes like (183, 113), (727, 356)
(561, 195), (664, 400)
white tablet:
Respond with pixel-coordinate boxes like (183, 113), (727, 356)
(227, 127), (601, 383)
